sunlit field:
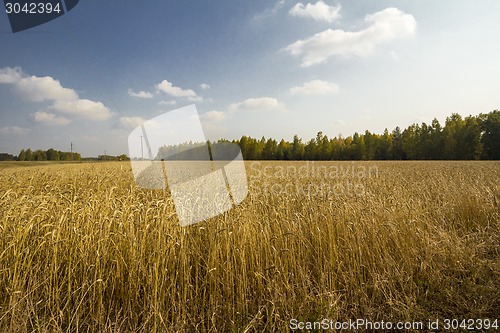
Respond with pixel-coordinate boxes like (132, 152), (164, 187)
(0, 161), (498, 332)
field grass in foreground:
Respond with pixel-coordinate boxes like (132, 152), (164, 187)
(0, 161), (498, 332)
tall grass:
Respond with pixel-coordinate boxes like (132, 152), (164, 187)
(0, 161), (498, 332)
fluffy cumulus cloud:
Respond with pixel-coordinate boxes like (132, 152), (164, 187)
(0, 67), (20, 83)
(0, 67), (112, 125)
(0, 67), (77, 101)
(289, 1), (341, 22)
(118, 116), (145, 130)
(200, 110), (225, 122)
(285, 7), (416, 67)
(0, 126), (30, 135)
(33, 111), (71, 126)
(156, 80), (202, 101)
(289, 80), (339, 95)
(229, 97), (286, 113)
(49, 99), (112, 121)
(128, 89), (153, 98)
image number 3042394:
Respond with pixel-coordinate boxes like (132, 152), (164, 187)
(3, 0), (79, 33)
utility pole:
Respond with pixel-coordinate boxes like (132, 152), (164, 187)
(140, 135), (144, 160)
(71, 142), (73, 161)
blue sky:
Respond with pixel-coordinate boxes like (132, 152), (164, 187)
(1, 0), (499, 157)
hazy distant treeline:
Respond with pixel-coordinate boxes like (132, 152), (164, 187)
(0, 149), (129, 162)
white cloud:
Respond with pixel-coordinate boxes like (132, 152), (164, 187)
(128, 89), (153, 98)
(200, 83), (211, 90)
(285, 7), (416, 67)
(156, 79), (201, 100)
(0, 66), (22, 83)
(49, 99), (112, 121)
(118, 116), (145, 130)
(229, 97), (286, 112)
(0, 67), (77, 102)
(200, 110), (225, 122)
(0, 67), (112, 125)
(290, 79), (339, 95)
(33, 111), (71, 126)
(289, 1), (341, 22)
(158, 100), (177, 106)
(0, 126), (30, 135)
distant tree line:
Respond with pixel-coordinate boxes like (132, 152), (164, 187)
(0, 153), (16, 161)
(231, 110), (499, 160)
(0, 149), (131, 162)
(10, 149), (130, 162)
(16, 148), (82, 161)
(153, 110), (498, 161)
(95, 154), (130, 161)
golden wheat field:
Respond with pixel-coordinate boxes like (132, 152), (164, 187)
(0, 161), (498, 332)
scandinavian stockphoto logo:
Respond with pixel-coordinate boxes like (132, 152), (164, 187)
(128, 105), (248, 227)
(3, 0), (79, 33)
